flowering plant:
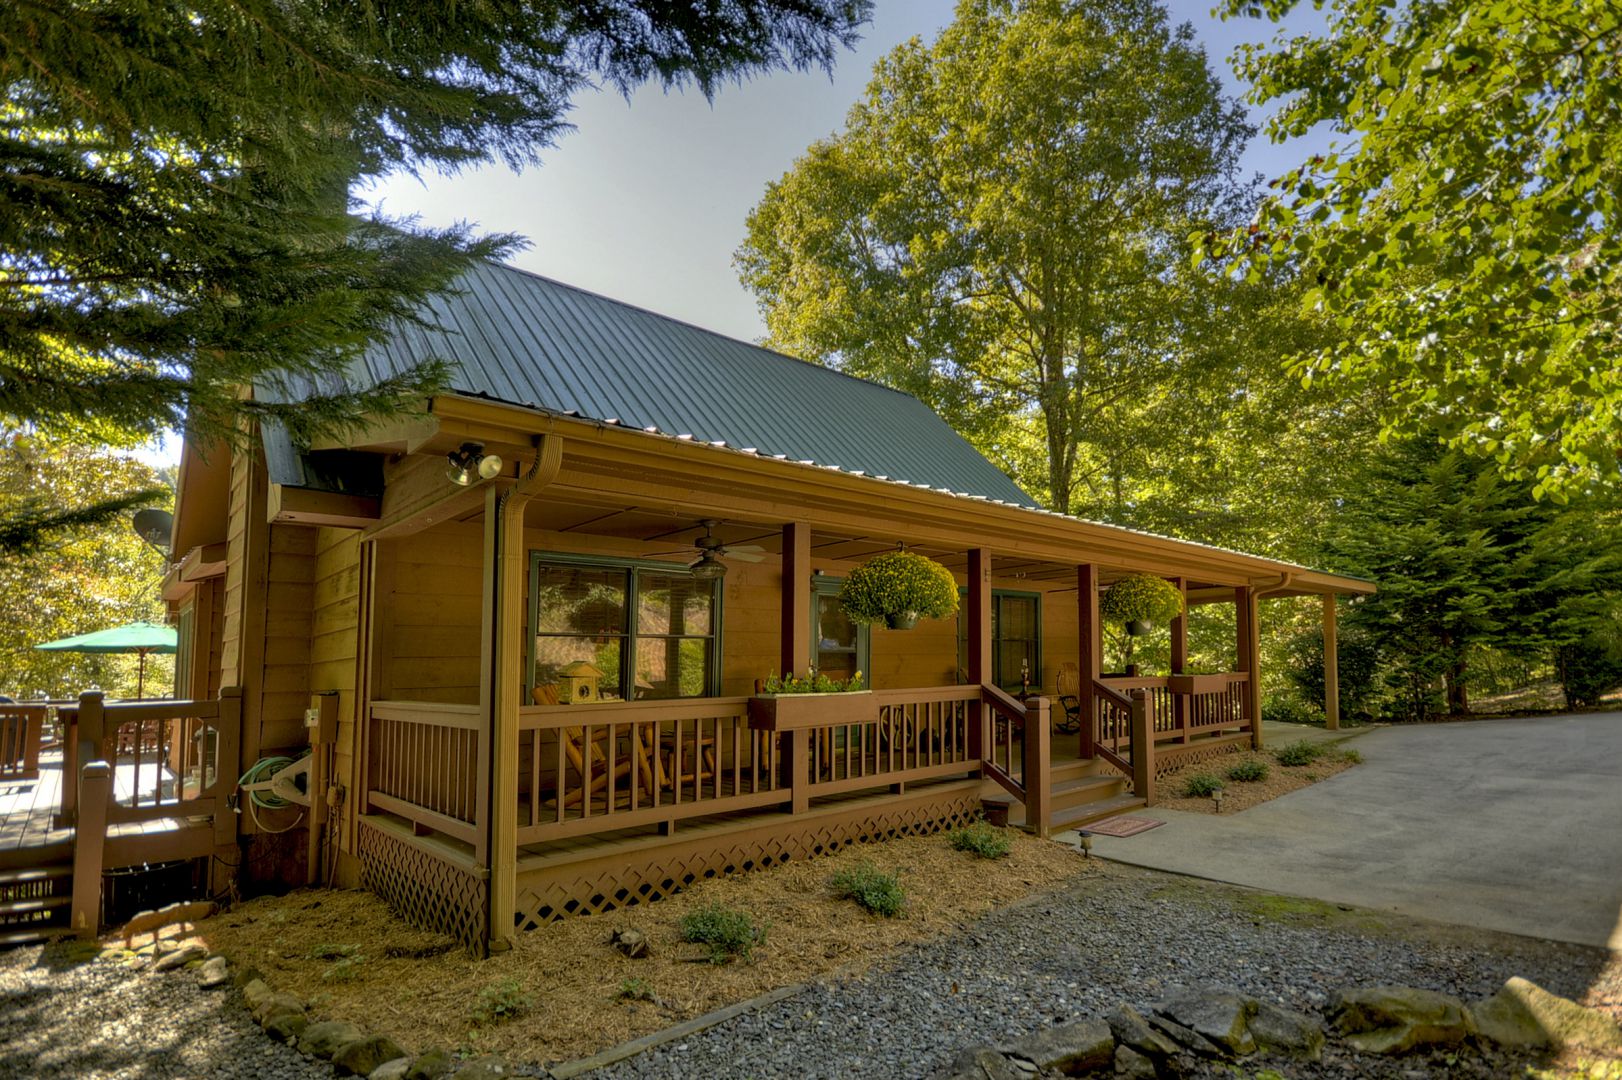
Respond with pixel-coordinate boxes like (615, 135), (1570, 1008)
(1099, 573), (1183, 627)
(839, 550), (959, 626)
(761, 670), (865, 694)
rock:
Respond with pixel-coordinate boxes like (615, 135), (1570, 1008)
(609, 927), (650, 959)
(999, 1018), (1115, 1074)
(1155, 988), (1257, 1056)
(451, 1057), (515, 1080)
(196, 956), (230, 989)
(930, 1046), (1031, 1080)
(299, 1020), (367, 1060)
(233, 964), (264, 989)
(1146, 1013), (1226, 1059)
(405, 1049), (458, 1080)
(1112, 1045), (1157, 1079)
(1472, 976), (1622, 1055)
(1248, 1001), (1324, 1061)
(1107, 1005), (1182, 1060)
(334, 1035), (411, 1077)
(253, 991), (305, 1024)
(241, 977), (273, 1010)
(263, 1006), (310, 1043)
(151, 943), (208, 972)
(370, 1059), (414, 1080)
(1329, 986), (1473, 1055)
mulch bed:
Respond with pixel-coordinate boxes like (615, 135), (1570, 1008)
(1153, 745), (1359, 815)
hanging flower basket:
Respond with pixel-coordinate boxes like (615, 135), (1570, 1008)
(1099, 573), (1184, 633)
(839, 550), (958, 629)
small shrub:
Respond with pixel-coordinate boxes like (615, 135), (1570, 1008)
(473, 977), (533, 1024)
(830, 860), (907, 917)
(1273, 740), (1323, 767)
(322, 956), (365, 983)
(948, 819), (1013, 859)
(1225, 759), (1269, 783)
(680, 903), (764, 963)
(1261, 695), (1324, 727)
(618, 977), (655, 1002)
(1337, 747), (1364, 765)
(307, 943), (358, 960)
(1182, 772), (1224, 798)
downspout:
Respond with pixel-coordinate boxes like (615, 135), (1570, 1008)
(484, 436), (562, 952)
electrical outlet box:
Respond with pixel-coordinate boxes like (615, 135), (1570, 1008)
(306, 692), (339, 743)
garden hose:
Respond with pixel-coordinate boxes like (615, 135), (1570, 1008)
(237, 752), (309, 833)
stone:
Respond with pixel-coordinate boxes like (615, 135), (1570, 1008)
(1329, 986), (1473, 1055)
(1155, 989), (1257, 1056)
(1112, 1045), (1157, 1079)
(253, 991), (305, 1024)
(609, 927), (650, 959)
(334, 1035), (411, 1077)
(263, 1006), (310, 1043)
(233, 964), (264, 989)
(1248, 1001), (1324, 1061)
(299, 1020), (367, 1059)
(930, 1046), (1030, 1080)
(196, 956), (230, 989)
(369, 1060), (413, 1080)
(451, 1057), (515, 1080)
(1471, 976), (1622, 1055)
(151, 943), (207, 972)
(1107, 1005), (1182, 1060)
(1145, 1013), (1226, 1059)
(241, 977), (273, 1010)
(999, 1018), (1115, 1074)
(405, 1049), (458, 1080)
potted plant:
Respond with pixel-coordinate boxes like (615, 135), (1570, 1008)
(1099, 573), (1184, 636)
(839, 550), (959, 630)
(748, 670), (872, 731)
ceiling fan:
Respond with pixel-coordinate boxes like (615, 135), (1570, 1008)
(649, 520), (766, 579)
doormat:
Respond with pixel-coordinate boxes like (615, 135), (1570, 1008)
(1081, 816), (1164, 838)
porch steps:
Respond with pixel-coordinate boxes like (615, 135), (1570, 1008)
(0, 861), (73, 947)
(1050, 793), (1147, 833)
(1049, 773), (1127, 813)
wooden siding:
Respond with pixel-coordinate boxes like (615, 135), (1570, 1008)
(311, 527), (362, 857)
(260, 525), (317, 755)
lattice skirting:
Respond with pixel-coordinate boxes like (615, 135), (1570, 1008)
(1153, 733), (1249, 777)
(357, 818), (489, 957)
(512, 784), (983, 932)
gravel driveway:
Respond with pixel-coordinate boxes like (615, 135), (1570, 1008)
(589, 862), (1619, 1080)
(0, 940), (334, 1080)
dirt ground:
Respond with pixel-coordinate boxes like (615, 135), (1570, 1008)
(1152, 744), (1359, 815)
(194, 827), (1088, 1067)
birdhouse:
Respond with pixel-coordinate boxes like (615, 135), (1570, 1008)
(558, 661), (603, 704)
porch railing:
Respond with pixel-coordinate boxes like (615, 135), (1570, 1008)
(366, 701), (483, 848)
(0, 703), (46, 782)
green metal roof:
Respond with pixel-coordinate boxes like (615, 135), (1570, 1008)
(350, 262), (1035, 507)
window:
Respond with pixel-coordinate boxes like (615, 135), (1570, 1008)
(529, 555), (720, 700)
(812, 576), (869, 681)
(958, 590), (1042, 691)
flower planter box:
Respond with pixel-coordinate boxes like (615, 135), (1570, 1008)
(1167, 673), (1234, 695)
(747, 691), (875, 731)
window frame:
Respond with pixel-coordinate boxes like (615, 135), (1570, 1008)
(811, 574), (870, 681)
(527, 551), (723, 700)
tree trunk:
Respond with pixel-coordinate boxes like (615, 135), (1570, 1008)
(1444, 659), (1469, 714)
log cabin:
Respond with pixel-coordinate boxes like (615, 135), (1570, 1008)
(19, 262), (1374, 952)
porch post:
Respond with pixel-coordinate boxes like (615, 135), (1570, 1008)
(967, 548), (992, 761)
(1323, 593), (1340, 731)
(1077, 564), (1099, 758)
(1170, 576), (1188, 743)
(781, 522), (812, 814)
(484, 438), (562, 952)
(1235, 586), (1262, 749)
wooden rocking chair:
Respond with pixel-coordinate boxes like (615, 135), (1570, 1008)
(1054, 663), (1083, 734)
(535, 683), (662, 809)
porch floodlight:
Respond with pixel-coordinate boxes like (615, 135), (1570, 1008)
(447, 442), (501, 486)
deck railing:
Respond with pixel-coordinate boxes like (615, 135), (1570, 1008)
(0, 703), (46, 782)
(366, 701), (484, 848)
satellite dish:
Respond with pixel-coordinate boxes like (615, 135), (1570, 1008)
(132, 508), (174, 550)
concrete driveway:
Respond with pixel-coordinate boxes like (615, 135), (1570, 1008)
(1066, 712), (1622, 950)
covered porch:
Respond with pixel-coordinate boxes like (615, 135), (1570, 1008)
(304, 398), (1368, 954)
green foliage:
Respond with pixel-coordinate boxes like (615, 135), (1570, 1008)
(1215, 0), (1622, 499)
(307, 943), (358, 961)
(617, 977), (656, 1003)
(829, 861), (906, 917)
(3, 1), (870, 546)
(1260, 695), (1323, 728)
(762, 670), (865, 694)
(0, 432), (173, 698)
(1285, 627), (1381, 723)
(322, 956), (365, 983)
(680, 903), (765, 964)
(738, 0), (1259, 515)
(473, 978), (533, 1025)
(1099, 574), (1185, 627)
(1338, 747), (1363, 765)
(839, 551), (958, 625)
(1225, 760), (1269, 783)
(948, 820), (1013, 860)
(1273, 741), (1322, 767)
(1182, 773), (1224, 797)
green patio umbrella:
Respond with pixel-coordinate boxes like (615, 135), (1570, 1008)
(34, 621), (177, 699)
